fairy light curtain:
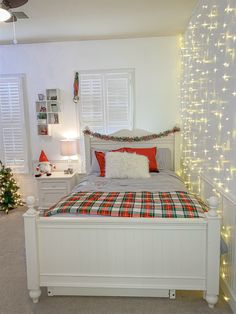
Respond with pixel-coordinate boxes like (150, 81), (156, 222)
(180, 0), (236, 196)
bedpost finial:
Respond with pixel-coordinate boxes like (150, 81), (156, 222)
(207, 196), (219, 217)
(26, 196), (37, 215)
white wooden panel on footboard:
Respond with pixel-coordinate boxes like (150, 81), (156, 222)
(24, 195), (220, 308)
(38, 218), (207, 294)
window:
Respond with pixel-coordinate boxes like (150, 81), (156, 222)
(0, 75), (29, 173)
(79, 69), (134, 134)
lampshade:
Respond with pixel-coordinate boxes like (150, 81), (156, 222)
(0, 8), (11, 22)
(60, 139), (77, 157)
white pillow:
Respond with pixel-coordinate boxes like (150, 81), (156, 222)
(105, 152), (150, 179)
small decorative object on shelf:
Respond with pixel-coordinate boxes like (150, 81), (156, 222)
(36, 101), (47, 112)
(36, 89), (61, 136)
(38, 94), (45, 101)
(37, 113), (47, 124)
(38, 125), (48, 136)
(64, 168), (74, 175)
(46, 89), (58, 101)
(35, 150), (56, 177)
(0, 161), (23, 214)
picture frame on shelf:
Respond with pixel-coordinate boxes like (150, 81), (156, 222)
(50, 103), (58, 112)
(53, 113), (59, 124)
(48, 113), (59, 124)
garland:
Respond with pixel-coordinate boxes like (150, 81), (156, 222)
(83, 126), (180, 142)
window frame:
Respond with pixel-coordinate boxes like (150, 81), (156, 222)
(0, 74), (31, 174)
(78, 68), (135, 135)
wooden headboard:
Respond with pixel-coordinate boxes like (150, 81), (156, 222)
(84, 129), (180, 173)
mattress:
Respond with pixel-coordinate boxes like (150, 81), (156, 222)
(72, 170), (187, 193)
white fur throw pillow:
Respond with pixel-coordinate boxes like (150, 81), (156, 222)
(105, 152), (150, 179)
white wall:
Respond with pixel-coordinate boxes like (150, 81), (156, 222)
(0, 36), (180, 196)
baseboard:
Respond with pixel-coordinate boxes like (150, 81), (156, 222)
(221, 278), (236, 313)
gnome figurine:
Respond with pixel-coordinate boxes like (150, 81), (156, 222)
(35, 150), (55, 177)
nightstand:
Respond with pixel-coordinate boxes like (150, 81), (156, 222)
(36, 172), (83, 210)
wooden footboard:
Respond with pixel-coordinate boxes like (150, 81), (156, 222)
(23, 196), (220, 308)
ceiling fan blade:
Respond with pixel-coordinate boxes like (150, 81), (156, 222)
(4, 13), (17, 23)
(2, 0), (28, 9)
(4, 11), (28, 22)
(12, 11), (28, 18)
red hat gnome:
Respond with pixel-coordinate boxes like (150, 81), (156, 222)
(35, 150), (55, 177)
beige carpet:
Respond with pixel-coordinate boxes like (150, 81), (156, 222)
(0, 207), (232, 314)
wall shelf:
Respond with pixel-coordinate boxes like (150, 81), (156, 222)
(36, 89), (60, 136)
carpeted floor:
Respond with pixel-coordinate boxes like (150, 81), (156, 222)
(0, 207), (232, 314)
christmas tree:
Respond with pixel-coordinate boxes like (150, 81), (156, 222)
(0, 161), (23, 214)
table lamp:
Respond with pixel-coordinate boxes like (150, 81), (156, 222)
(60, 139), (77, 174)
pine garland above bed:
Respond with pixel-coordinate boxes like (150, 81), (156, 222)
(83, 126), (180, 142)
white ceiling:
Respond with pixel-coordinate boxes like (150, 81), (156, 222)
(0, 0), (197, 45)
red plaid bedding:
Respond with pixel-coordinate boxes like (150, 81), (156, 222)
(44, 191), (208, 218)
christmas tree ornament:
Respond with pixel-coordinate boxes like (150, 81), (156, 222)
(0, 161), (23, 214)
(35, 150), (55, 177)
(73, 72), (79, 103)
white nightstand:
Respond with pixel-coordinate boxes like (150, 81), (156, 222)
(36, 172), (84, 210)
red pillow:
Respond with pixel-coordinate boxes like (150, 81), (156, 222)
(125, 147), (159, 172)
(95, 148), (126, 177)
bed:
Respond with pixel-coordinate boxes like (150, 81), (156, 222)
(23, 129), (221, 308)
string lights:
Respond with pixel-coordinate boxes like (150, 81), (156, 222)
(181, 1), (236, 305)
(180, 0), (236, 196)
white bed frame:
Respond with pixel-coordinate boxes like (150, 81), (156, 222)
(23, 129), (221, 308)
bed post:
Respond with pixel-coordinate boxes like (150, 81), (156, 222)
(205, 196), (221, 308)
(174, 131), (181, 172)
(23, 196), (41, 303)
(84, 133), (91, 173)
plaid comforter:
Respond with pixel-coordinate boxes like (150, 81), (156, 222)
(44, 191), (208, 218)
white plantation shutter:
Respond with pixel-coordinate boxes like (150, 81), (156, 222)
(105, 72), (132, 133)
(0, 75), (29, 173)
(79, 70), (133, 134)
(80, 73), (104, 132)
